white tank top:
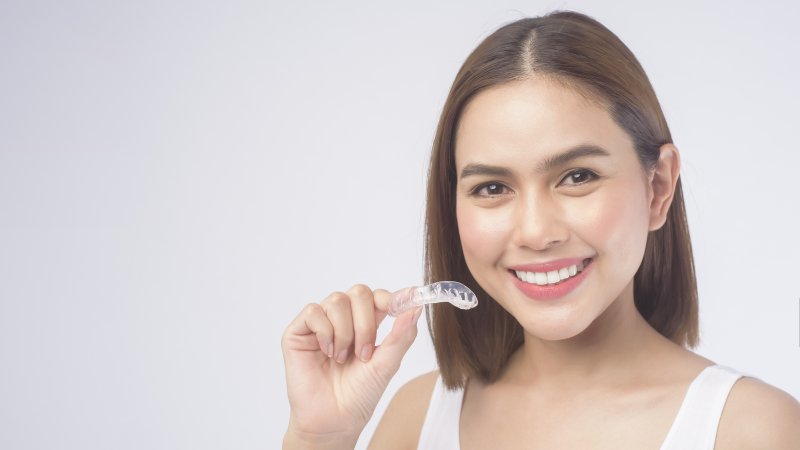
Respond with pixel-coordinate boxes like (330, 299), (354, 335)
(417, 364), (745, 449)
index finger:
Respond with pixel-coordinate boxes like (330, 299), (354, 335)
(372, 288), (392, 325)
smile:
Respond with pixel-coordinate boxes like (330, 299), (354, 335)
(512, 258), (593, 286)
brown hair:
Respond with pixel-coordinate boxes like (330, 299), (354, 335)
(423, 10), (699, 389)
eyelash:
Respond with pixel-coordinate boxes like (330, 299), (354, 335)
(468, 169), (599, 197)
(470, 182), (509, 197)
(561, 168), (599, 186)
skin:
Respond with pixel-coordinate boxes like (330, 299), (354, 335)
(282, 286), (422, 449)
(282, 77), (800, 449)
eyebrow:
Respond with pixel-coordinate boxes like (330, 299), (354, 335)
(459, 144), (611, 180)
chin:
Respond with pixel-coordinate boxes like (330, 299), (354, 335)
(520, 320), (590, 342)
(508, 301), (599, 342)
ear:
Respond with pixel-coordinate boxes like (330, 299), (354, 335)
(647, 143), (681, 231)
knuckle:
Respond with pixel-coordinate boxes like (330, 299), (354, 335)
(324, 291), (350, 308)
(301, 302), (322, 316)
(348, 283), (373, 298)
(373, 288), (390, 297)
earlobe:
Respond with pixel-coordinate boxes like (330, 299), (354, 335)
(648, 144), (681, 231)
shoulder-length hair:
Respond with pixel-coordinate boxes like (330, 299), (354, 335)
(424, 10), (698, 389)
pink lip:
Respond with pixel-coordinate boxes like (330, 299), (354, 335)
(510, 258), (594, 301)
(509, 257), (591, 273)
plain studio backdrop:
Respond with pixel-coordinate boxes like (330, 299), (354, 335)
(1, 0), (798, 448)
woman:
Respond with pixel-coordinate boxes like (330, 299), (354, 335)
(282, 11), (800, 449)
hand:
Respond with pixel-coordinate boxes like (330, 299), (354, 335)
(281, 284), (422, 449)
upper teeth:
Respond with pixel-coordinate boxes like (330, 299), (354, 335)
(515, 261), (586, 285)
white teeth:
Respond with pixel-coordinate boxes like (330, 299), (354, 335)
(514, 259), (591, 285)
(525, 271), (536, 283)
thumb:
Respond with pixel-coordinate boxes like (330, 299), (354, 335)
(367, 306), (423, 381)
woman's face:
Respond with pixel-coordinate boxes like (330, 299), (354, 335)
(454, 78), (657, 341)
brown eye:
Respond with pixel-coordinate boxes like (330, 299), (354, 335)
(484, 183), (503, 195)
(561, 169), (598, 186)
(471, 182), (509, 197)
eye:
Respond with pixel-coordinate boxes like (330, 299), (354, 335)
(470, 182), (510, 197)
(560, 169), (598, 186)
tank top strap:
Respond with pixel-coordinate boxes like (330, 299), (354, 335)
(659, 364), (745, 450)
(417, 375), (463, 450)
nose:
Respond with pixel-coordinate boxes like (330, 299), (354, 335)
(511, 192), (569, 251)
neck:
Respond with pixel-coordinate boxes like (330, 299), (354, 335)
(503, 281), (667, 391)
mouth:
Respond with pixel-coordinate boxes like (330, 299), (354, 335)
(510, 258), (594, 286)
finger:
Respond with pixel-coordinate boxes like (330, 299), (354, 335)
(321, 291), (354, 364)
(282, 303), (334, 357)
(369, 306), (423, 381)
(347, 284), (377, 362)
(372, 288), (392, 325)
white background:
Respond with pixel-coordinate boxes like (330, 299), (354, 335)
(1, 0), (798, 448)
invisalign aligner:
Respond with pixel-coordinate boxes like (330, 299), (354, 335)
(388, 281), (479, 317)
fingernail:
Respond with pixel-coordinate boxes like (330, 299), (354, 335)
(335, 348), (348, 364)
(360, 344), (373, 362)
(326, 343), (334, 358)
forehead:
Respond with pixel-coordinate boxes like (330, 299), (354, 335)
(454, 78), (634, 167)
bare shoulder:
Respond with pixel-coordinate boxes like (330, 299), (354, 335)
(367, 370), (440, 450)
(716, 375), (800, 449)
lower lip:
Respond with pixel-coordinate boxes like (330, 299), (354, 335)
(510, 259), (593, 301)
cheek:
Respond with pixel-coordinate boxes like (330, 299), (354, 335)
(456, 202), (512, 264)
(576, 182), (651, 268)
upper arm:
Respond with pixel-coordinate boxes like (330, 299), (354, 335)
(716, 377), (800, 449)
(367, 370), (439, 450)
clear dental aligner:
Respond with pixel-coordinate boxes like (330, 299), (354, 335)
(388, 281), (479, 317)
